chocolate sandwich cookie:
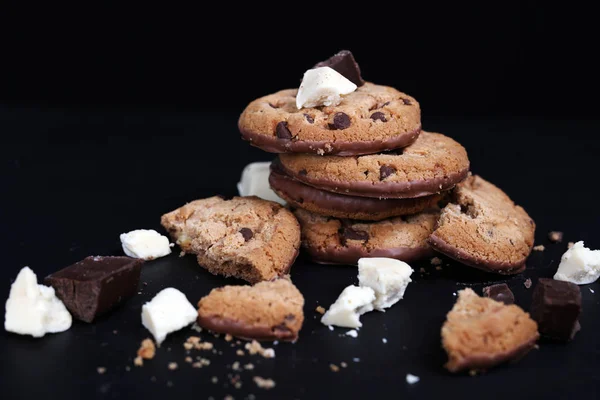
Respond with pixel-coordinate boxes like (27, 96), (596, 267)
(428, 175), (535, 275)
(270, 162), (443, 221)
(161, 196), (301, 284)
(277, 131), (470, 199)
(239, 82), (421, 156)
(293, 208), (437, 265)
(197, 277), (304, 341)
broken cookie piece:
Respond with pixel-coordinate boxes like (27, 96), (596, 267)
(161, 196), (301, 283)
(428, 175), (535, 275)
(197, 277), (304, 341)
(441, 288), (539, 373)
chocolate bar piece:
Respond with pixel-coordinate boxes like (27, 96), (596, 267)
(530, 278), (582, 341)
(482, 283), (515, 305)
(313, 50), (365, 87)
(44, 256), (143, 323)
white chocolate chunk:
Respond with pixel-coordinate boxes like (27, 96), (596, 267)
(120, 229), (171, 260)
(141, 288), (197, 345)
(236, 161), (285, 205)
(296, 67), (357, 109)
(554, 241), (600, 285)
(4, 267), (72, 337)
(358, 257), (413, 311)
(320, 285), (375, 328)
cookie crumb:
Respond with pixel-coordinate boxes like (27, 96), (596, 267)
(346, 329), (358, 338)
(469, 369), (478, 376)
(179, 251), (186, 257)
(315, 305), (326, 314)
(431, 257), (442, 266)
(232, 361), (241, 371)
(244, 363), (255, 370)
(317, 148), (325, 156)
(185, 356), (193, 363)
(548, 231), (563, 243)
(244, 340), (275, 358)
(329, 364), (340, 372)
(340, 362), (348, 368)
(137, 338), (156, 360)
(419, 267), (426, 273)
(211, 376), (218, 384)
(225, 334), (233, 342)
(406, 374), (420, 384)
(435, 266), (442, 271)
(183, 342), (193, 350)
(97, 367), (106, 374)
(253, 376), (276, 390)
(168, 362), (178, 370)
(568, 241), (575, 249)
(191, 323), (202, 332)
(125, 366), (131, 372)
(234, 381), (242, 389)
(533, 245), (545, 251)
(224, 396), (234, 400)
(524, 278), (532, 289)
(236, 349), (245, 356)
(134, 356), (143, 367)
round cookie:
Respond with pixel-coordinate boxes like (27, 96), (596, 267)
(238, 82), (421, 156)
(293, 208), (438, 265)
(278, 131), (470, 199)
(427, 175), (535, 275)
(270, 162), (443, 221)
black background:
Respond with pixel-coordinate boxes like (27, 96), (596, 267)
(1, 3), (599, 400)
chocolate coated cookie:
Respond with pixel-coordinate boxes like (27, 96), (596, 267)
(293, 208), (437, 265)
(278, 131), (470, 199)
(428, 175), (535, 275)
(239, 83), (421, 156)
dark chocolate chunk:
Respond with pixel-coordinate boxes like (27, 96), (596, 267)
(303, 113), (314, 124)
(381, 101), (390, 107)
(401, 98), (412, 105)
(299, 169), (308, 176)
(339, 227), (369, 243)
(239, 228), (253, 241)
(482, 283), (515, 305)
(379, 165), (397, 180)
(530, 278), (582, 341)
(44, 256), (143, 323)
(329, 112), (351, 130)
(370, 112), (387, 122)
(276, 121), (292, 139)
(313, 50), (365, 86)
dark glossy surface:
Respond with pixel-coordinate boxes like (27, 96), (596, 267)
(1, 107), (599, 399)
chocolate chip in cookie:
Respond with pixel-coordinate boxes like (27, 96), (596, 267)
(379, 165), (396, 180)
(239, 228), (253, 241)
(276, 121), (293, 139)
(329, 112), (351, 130)
(370, 112), (387, 122)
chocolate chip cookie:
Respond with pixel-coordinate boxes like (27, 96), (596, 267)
(277, 131), (470, 199)
(197, 277), (304, 341)
(270, 162), (443, 221)
(239, 82), (421, 156)
(293, 208), (437, 265)
(428, 175), (535, 275)
(161, 196), (301, 283)
(442, 288), (539, 373)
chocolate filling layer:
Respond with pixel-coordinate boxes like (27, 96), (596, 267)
(303, 244), (434, 266)
(239, 124), (421, 156)
(197, 315), (298, 341)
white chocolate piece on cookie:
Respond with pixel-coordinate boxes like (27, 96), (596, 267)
(296, 67), (357, 109)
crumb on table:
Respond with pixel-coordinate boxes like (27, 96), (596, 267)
(225, 334), (233, 342)
(97, 367), (106, 374)
(330, 364), (340, 372)
(253, 376), (276, 390)
(168, 362), (178, 370)
(316, 305), (326, 314)
(245, 340), (275, 358)
(134, 356), (143, 367)
(533, 245), (545, 251)
(548, 231), (563, 243)
(138, 338), (156, 360)
(524, 278), (532, 289)
(431, 257), (442, 266)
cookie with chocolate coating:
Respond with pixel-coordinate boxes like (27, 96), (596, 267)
(278, 131), (470, 199)
(293, 208), (437, 265)
(239, 82), (421, 156)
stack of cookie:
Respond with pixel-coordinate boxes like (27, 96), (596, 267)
(238, 51), (535, 274)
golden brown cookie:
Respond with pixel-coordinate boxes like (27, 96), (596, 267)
(293, 208), (437, 265)
(277, 131), (470, 199)
(428, 175), (535, 275)
(238, 82), (421, 156)
(160, 196), (301, 283)
(197, 277), (304, 341)
(442, 288), (539, 373)
(269, 161), (443, 221)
